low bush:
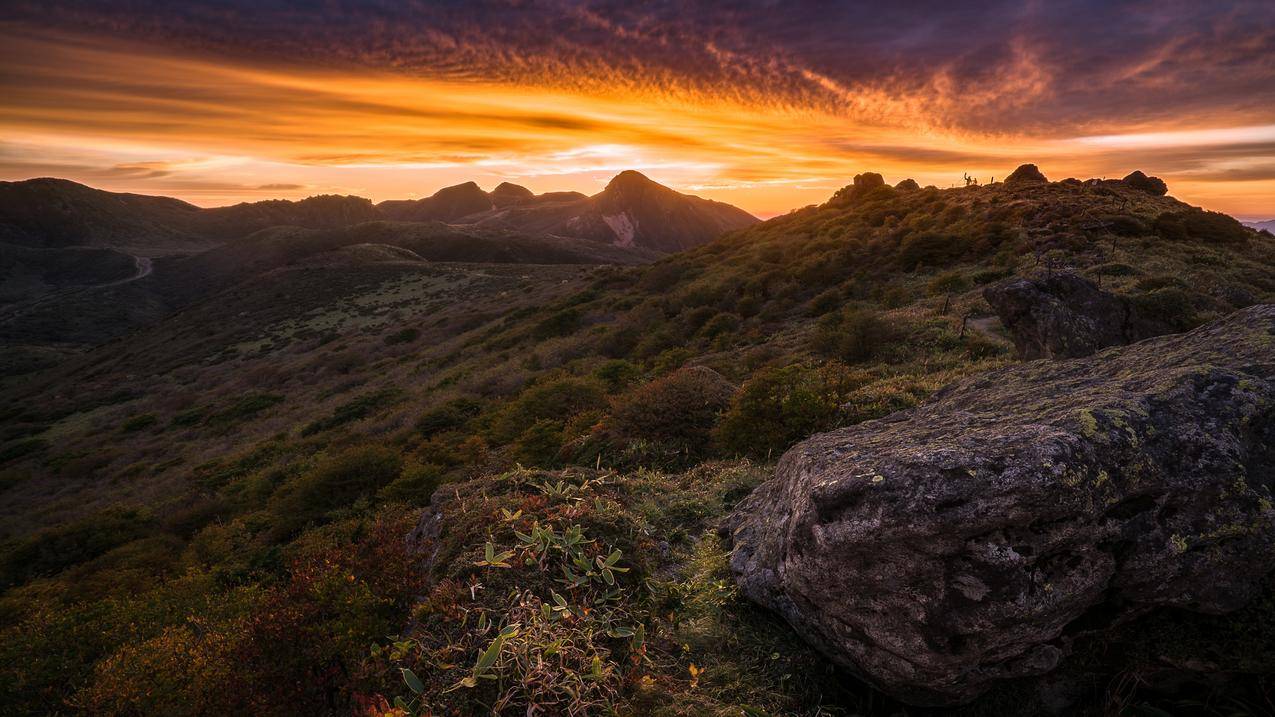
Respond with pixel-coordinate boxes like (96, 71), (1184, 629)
(416, 397), (482, 437)
(602, 366), (736, 463)
(716, 363), (862, 458)
(301, 387), (405, 436)
(267, 446), (403, 538)
(810, 308), (895, 363)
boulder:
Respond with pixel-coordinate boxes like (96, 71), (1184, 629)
(830, 172), (888, 204)
(725, 305), (1275, 705)
(1006, 163), (1048, 184)
(983, 272), (1179, 359)
(1121, 171), (1168, 196)
(895, 178), (921, 192)
(853, 172), (886, 190)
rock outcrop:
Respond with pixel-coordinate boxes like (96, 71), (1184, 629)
(1006, 163), (1048, 184)
(725, 305), (1275, 705)
(984, 272), (1180, 359)
(1121, 170), (1168, 196)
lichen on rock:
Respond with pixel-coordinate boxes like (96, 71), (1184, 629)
(724, 305), (1275, 705)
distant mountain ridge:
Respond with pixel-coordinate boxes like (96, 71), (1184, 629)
(1243, 218), (1275, 233)
(1, 172), (757, 259)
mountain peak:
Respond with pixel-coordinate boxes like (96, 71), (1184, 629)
(604, 170), (661, 193)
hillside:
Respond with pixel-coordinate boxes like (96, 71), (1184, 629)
(0, 173), (742, 378)
(0, 167), (1272, 715)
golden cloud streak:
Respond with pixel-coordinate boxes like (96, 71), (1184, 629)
(1, 30), (1272, 218)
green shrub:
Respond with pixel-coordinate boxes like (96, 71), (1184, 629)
(532, 308), (582, 340)
(170, 407), (205, 427)
(378, 462), (446, 503)
(592, 360), (640, 392)
(697, 313), (741, 340)
(207, 393), (284, 428)
(810, 308), (894, 363)
(807, 289), (842, 316)
(488, 377), (607, 443)
(1130, 287), (1199, 331)
(383, 327), (420, 345)
(267, 446), (403, 538)
(926, 271), (971, 296)
(0, 508), (153, 587)
(416, 397), (482, 437)
(603, 366), (736, 462)
(513, 419), (566, 467)
(121, 414), (158, 433)
(898, 232), (967, 270)
(716, 363), (859, 458)
(0, 437), (47, 464)
(1154, 209), (1250, 245)
(301, 388), (405, 436)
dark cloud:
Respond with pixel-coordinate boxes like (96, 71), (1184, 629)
(3, 1), (1272, 135)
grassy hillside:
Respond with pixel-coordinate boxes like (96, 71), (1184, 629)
(1, 170), (1272, 715)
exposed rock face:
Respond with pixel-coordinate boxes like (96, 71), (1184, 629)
(895, 178), (921, 191)
(1121, 170), (1168, 196)
(984, 272), (1178, 359)
(1006, 163), (1048, 184)
(725, 305), (1275, 705)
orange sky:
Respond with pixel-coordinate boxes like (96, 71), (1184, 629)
(1, 25), (1273, 220)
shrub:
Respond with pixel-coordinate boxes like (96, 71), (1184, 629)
(697, 312), (741, 340)
(0, 437), (46, 464)
(592, 360), (640, 392)
(716, 363), (860, 458)
(532, 308), (583, 340)
(810, 308), (894, 363)
(207, 393), (284, 428)
(267, 446), (403, 537)
(120, 414), (158, 433)
(383, 327), (420, 345)
(0, 508), (153, 588)
(513, 419), (566, 467)
(378, 461), (446, 503)
(898, 232), (967, 270)
(807, 289), (842, 316)
(603, 366), (736, 462)
(301, 387), (405, 436)
(416, 397), (482, 437)
(1130, 287), (1199, 332)
(926, 271), (971, 296)
(488, 377), (607, 443)
(1154, 209), (1250, 245)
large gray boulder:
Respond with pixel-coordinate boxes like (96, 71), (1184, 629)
(725, 305), (1275, 705)
(984, 272), (1180, 359)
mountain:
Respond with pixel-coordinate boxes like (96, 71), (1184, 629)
(0, 178), (380, 256)
(1243, 218), (1275, 232)
(3, 166), (1271, 716)
(464, 170), (760, 252)
(0, 173), (750, 372)
(377, 171), (758, 252)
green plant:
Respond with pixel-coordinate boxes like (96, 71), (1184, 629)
(716, 363), (860, 458)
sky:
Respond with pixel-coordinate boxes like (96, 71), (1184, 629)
(1, 1), (1273, 219)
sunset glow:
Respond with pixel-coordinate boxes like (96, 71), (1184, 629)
(2, 3), (1273, 218)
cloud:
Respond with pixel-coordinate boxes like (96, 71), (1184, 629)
(0, 2), (1271, 215)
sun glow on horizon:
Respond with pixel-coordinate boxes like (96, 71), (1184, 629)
(1, 29), (1272, 219)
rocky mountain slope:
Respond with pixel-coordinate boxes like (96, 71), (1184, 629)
(0, 166), (1272, 715)
(379, 171), (758, 252)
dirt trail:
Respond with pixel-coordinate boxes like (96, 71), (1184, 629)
(100, 255), (153, 287)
